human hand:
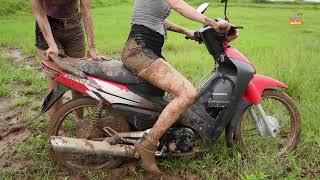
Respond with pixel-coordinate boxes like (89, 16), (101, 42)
(88, 47), (103, 61)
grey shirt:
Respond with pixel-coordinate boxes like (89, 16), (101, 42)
(132, 0), (171, 37)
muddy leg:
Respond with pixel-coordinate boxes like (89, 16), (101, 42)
(135, 59), (197, 175)
(138, 59), (197, 143)
(37, 49), (63, 118)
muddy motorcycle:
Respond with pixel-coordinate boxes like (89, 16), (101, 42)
(39, 1), (301, 171)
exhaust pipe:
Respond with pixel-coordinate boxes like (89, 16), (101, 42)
(51, 136), (139, 158)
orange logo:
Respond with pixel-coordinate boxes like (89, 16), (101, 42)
(289, 10), (304, 25)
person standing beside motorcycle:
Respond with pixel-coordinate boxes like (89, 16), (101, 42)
(30, 0), (102, 117)
(122, 0), (231, 176)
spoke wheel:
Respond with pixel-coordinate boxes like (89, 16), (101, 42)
(235, 89), (301, 157)
(47, 97), (130, 171)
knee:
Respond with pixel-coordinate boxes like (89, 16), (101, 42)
(180, 86), (197, 106)
(187, 86), (198, 104)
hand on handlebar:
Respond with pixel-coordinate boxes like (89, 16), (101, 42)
(213, 19), (231, 33)
(184, 29), (196, 40)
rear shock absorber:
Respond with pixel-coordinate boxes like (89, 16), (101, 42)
(77, 101), (104, 139)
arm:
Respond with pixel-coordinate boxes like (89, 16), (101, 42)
(30, 0), (58, 56)
(164, 20), (195, 38)
(166, 0), (229, 32)
(80, 0), (101, 60)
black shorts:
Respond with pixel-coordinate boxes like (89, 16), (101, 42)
(35, 13), (85, 56)
(121, 24), (165, 74)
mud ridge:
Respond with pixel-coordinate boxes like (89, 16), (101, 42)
(0, 98), (33, 172)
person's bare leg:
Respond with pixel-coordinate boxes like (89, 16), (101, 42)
(135, 59), (197, 175)
(37, 49), (63, 118)
(64, 49), (95, 138)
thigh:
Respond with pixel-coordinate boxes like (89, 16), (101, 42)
(121, 38), (158, 74)
(138, 59), (194, 97)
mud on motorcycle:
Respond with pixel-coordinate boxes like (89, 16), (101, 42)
(38, 1), (301, 171)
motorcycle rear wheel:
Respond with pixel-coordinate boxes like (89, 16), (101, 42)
(234, 89), (301, 157)
(46, 96), (130, 171)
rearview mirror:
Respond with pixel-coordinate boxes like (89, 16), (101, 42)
(196, 3), (209, 14)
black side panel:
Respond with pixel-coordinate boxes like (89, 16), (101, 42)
(36, 84), (70, 118)
(179, 58), (254, 146)
(225, 99), (252, 147)
(112, 104), (159, 130)
(127, 84), (165, 99)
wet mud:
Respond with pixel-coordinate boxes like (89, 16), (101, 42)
(1, 46), (40, 70)
(0, 98), (32, 172)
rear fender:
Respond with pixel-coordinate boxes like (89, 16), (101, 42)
(36, 84), (70, 118)
(242, 75), (288, 104)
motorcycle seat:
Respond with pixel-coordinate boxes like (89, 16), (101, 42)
(63, 57), (164, 97)
(69, 59), (147, 84)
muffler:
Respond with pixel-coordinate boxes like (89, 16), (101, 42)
(51, 136), (139, 158)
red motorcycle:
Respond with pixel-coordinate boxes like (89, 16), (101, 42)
(39, 1), (301, 171)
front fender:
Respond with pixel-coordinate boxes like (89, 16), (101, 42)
(242, 75), (288, 104)
(36, 84), (70, 118)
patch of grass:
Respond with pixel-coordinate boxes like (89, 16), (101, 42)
(15, 135), (49, 161)
(8, 96), (29, 108)
(0, 56), (47, 97)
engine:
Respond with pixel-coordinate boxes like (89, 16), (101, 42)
(160, 128), (195, 153)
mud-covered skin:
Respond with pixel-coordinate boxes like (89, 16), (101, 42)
(122, 37), (161, 74)
(137, 59), (197, 144)
(134, 134), (163, 176)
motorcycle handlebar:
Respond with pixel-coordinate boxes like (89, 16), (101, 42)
(185, 24), (243, 43)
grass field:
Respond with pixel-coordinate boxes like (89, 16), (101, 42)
(0, 2), (320, 179)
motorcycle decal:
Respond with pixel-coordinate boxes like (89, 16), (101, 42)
(54, 73), (88, 94)
(85, 85), (140, 106)
(90, 77), (144, 104)
(242, 75), (288, 104)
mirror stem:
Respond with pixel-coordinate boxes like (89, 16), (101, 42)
(224, 0), (228, 21)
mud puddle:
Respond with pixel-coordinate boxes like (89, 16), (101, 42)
(0, 46), (39, 70)
(0, 98), (33, 172)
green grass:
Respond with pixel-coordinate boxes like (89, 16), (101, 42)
(0, 2), (320, 179)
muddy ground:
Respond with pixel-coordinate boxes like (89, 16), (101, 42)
(0, 47), (203, 179)
(0, 97), (33, 172)
(0, 47), (36, 173)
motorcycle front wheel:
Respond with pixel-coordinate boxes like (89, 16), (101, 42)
(234, 89), (301, 157)
(46, 96), (130, 171)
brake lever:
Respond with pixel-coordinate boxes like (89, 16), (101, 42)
(233, 26), (244, 29)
